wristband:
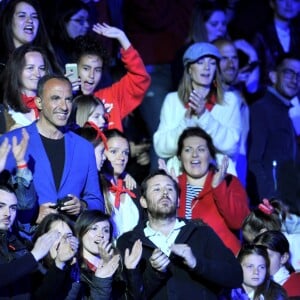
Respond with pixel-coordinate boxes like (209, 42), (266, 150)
(17, 163), (28, 169)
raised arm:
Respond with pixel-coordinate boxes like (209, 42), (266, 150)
(92, 23), (131, 50)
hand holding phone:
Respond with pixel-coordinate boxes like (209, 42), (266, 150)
(65, 63), (78, 81)
(65, 63), (80, 91)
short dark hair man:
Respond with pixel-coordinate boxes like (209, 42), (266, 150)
(0, 75), (104, 224)
(117, 170), (243, 300)
(248, 54), (300, 213)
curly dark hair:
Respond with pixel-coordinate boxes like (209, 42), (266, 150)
(74, 35), (110, 67)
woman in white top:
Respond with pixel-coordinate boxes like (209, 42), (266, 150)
(154, 42), (242, 175)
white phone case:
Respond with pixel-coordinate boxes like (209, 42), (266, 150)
(65, 63), (78, 81)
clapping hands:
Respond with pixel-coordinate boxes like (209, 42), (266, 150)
(124, 239), (143, 269)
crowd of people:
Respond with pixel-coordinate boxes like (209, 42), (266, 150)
(0, 0), (300, 299)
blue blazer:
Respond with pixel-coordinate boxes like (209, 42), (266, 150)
(0, 122), (104, 211)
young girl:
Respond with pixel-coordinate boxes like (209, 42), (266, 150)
(76, 127), (142, 238)
(230, 244), (287, 300)
(75, 126), (106, 173)
(72, 94), (108, 131)
(73, 100), (137, 193)
(102, 129), (144, 238)
(242, 198), (300, 271)
(254, 230), (300, 298)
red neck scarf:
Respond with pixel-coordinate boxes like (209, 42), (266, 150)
(85, 259), (97, 272)
(84, 121), (108, 149)
(22, 94), (39, 118)
(109, 179), (136, 208)
(184, 91), (217, 112)
(205, 91), (217, 112)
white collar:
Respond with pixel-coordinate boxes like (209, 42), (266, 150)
(273, 266), (290, 285)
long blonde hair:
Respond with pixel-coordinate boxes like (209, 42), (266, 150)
(177, 62), (224, 106)
(72, 95), (105, 127)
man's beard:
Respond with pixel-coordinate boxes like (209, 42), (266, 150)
(148, 204), (177, 220)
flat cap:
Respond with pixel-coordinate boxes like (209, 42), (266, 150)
(183, 42), (221, 67)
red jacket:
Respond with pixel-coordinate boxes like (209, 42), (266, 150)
(94, 46), (151, 131)
(283, 272), (300, 297)
(178, 171), (250, 254)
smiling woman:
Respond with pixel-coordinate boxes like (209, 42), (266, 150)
(154, 42), (243, 177)
(0, 44), (52, 132)
(176, 127), (250, 254)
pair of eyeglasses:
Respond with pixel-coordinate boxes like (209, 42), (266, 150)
(70, 18), (89, 26)
(280, 68), (300, 81)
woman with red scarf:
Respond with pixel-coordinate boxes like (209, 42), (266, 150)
(176, 127), (250, 254)
(0, 44), (52, 132)
(101, 129), (144, 238)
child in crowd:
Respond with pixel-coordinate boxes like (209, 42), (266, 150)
(73, 23), (151, 132)
(242, 198), (300, 271)
(227, 244), (287, 300)
(75, 126), (142, 238)
(72, 94), (108, 130)
(254, 230), (300, 298)
(73, 98), (137, 191)
(101, 129), (144, 238)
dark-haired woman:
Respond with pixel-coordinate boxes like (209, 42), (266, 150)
(49, 0), (91, 68)
(172, 1), (228, 89)
(0, 45), (52, 132)
(0, 0), (61, 73)
(75, 210), (122, 299)
(31, 213), (79, 300)
(176, 127), (249, 254)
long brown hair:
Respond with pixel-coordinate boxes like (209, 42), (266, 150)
(237, 244), (287, 300)
(177, 62), (224, 106)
